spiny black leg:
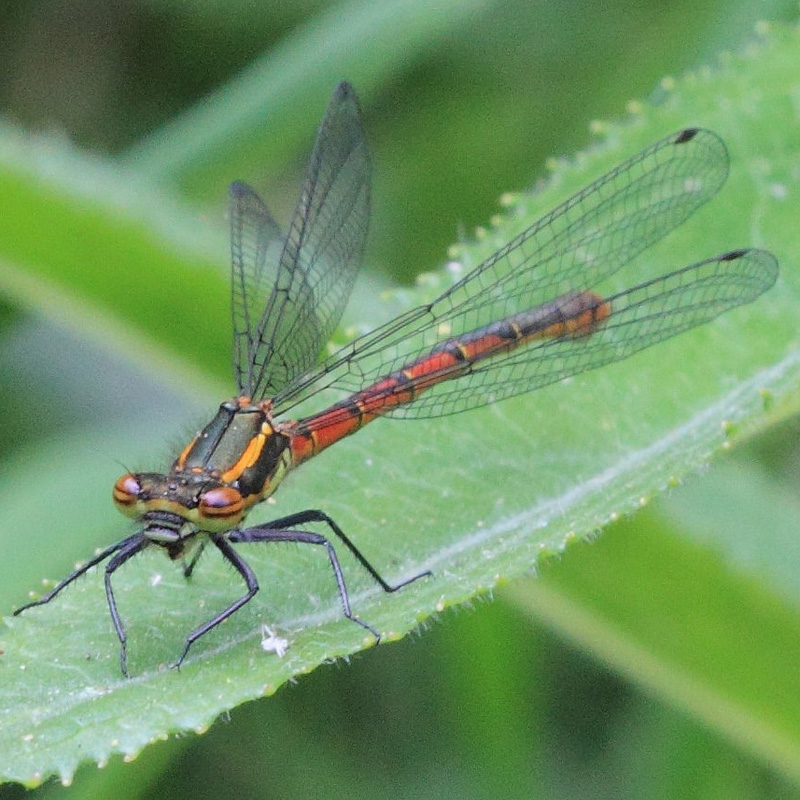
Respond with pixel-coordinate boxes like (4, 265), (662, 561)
(172, 535), (259, 670)
(104, 534), (149, 678)
(14, 534), (140, 616)
(183, 541), (207, 578)
(263, 509), (433, 592)
(229, 527), (381, 641)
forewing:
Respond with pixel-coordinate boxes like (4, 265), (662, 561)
(243, 81), (371, 399)
(274, 128), (731, 414)
(229, 181), (285, 395)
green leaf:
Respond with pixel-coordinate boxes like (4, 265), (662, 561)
(2, 21), (800, 787)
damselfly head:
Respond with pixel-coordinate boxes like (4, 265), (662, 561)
(112, 471), (247, 533)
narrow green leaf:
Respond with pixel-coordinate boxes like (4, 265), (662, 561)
(1, 22), (799, 786)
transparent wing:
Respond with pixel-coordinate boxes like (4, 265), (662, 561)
(229, 181), (284, 394)
(231, 81), (371, 398)
(274, 128), (732, 414)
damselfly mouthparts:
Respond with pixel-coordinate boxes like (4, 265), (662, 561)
(14, 83), (778, 676)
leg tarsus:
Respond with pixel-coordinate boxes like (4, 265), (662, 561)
(13, 534), (138, 615)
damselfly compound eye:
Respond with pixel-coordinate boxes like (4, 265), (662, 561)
(198, 487), (244, 520)
(113, 473), (141, 517)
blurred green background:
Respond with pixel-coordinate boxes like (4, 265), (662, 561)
(1, 0), (800, 797)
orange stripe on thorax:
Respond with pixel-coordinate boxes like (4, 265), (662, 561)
(220, 423), (271, 483)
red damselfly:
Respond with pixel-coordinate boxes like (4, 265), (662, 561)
(14, 83), (778, 676)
